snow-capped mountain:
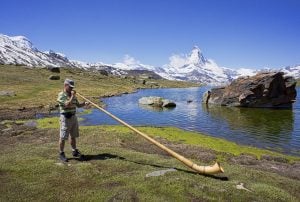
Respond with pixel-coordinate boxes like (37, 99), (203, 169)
(280, 65), (300, 78)
(0, 34), (127, 75)
(159, 46), (236, 84)
(158, 46), (264, 85)
(156, 47), (299, 84)
(0, 34), (74, 67)
(0, 34), (299, 84)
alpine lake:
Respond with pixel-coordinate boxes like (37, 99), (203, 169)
(80, 86), (300, 157)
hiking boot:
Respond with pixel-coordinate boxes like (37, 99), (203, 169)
(59, 152), (68, 162)
(72, 149), (83, 158)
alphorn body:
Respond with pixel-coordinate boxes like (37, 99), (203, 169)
(77, 93), (224, 174)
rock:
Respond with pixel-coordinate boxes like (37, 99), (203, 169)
(146, 168), (177, 177)
(202, 91), (211, 104)
(146, 81), (159, 88)
(261, 155), (289, 163)
(24, 121), (37, 128)
(47, 66), (60, 73)
(98, 69), (108, 76)
(203, 72), (297, 108)
(138, 96), (176, 108)
(162, 99), (176, 108)
(139, 96), (163, 107)
(236, 183), (252, 192)
(49, 75), (60, 80)
(138, 79), (146, 85)
(0, 90), (16, 96)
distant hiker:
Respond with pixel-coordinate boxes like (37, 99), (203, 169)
(57, 78), (89, 162)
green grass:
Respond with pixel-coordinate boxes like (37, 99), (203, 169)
(36, 117), (300, 162)
(1, 122), (299, 201)
(0, 65), (198, 109)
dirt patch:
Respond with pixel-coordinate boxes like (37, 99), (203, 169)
(0, 107), (49, 121)
(101, 181), (125, 190)
(120, 136), (216, 163)
(230, 154), (300, 180)
(122, 136), (300, 180)
(0, 121), (57, 150)
(108, 189), (139, 202)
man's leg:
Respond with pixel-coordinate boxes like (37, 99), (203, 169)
(70, 137), (76, 151)
(71, 137), (83, 158)
(59, 115), (69, 162)
(59, 138), (65, 153)
(59, 138), (68, 162)
(70, 116), (83, 158)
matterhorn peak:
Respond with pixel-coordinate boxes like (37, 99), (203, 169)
(188, 45), (207, 65)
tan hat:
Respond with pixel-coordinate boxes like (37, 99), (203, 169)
(64, 78), (75, 88)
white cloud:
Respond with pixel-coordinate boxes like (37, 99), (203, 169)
(123, 54), (140, 66)
(168, 54), (187, 68)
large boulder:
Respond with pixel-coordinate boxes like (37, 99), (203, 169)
(203, 72), (297, 108)
(48, 75), (60, 80)
(138, 96), (176, 108)
(47, 66), (60, 73)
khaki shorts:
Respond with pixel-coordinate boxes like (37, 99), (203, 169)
(59, 114), (79, 140)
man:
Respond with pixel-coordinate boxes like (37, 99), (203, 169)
(57, 78), (88, 162)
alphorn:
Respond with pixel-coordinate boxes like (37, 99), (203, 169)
(77, 93), (224, 174)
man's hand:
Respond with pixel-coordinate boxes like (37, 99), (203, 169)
(71, 90), (76, 96)
(80, 101), (90, 108)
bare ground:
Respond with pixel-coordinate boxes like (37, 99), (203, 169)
(0, 107), (49, 121)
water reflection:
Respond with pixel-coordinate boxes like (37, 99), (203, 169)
(138, 104), (176, 112)
(202, 104), (294, 142)
(80, 86), (300, 156)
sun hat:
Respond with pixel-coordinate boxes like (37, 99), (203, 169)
(64, 78), (75, 88)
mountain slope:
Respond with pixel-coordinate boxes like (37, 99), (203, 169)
(0, 34), (74, 67)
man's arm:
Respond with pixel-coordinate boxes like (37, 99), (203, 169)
(57, 91), (76, 109)
(64, 91), (76, 108)
(72, 90), (89, 108)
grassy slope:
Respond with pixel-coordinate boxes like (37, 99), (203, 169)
(0, 65), (197, 108)
(1, 122), (299, 201)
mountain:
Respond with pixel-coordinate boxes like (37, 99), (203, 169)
(0, 34), (299, 84)
(280, 65), (300, 78)
(158, 46), (235, 85)
(0, 34), (74, 67)
(0, 34), (130, 76)
(157, 47), (300, 84)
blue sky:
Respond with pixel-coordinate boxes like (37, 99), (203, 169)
(1, 0), (299, 69)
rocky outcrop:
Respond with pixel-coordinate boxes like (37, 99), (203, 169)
(47, 66), (60, 73)
(48, 75), (60, 80)
(203, 72), (297, 108)
(138, 96), (176, 108)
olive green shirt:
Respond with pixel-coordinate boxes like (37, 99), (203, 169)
(57, 91), (80, 114)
